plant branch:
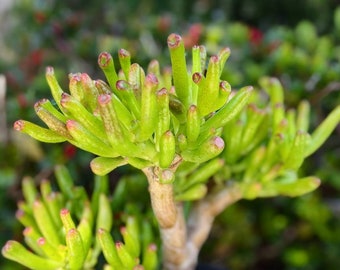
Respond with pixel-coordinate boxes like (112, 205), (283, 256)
(187, 183), (242, 252)
(143, 156), (197, 270)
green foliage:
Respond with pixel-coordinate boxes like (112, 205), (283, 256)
(1, 165), (158, 270)
(11, 32), (340, 204)
(1, 2), (340, 268)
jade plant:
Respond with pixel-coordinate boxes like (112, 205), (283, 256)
(3, 33), (340, 269)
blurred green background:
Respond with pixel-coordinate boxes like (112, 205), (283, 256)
(1, 0), (340, 269)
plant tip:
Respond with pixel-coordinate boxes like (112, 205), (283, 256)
(98, 52), (112, 67)
(13, 120), (24, 131)
(167, 33), (182, 47)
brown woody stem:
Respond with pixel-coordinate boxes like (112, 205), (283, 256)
(188, 184), (242, 252)
(144, 155), (242, 269)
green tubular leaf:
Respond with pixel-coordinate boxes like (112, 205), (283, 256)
(97, 94), (137, 156)
(178, 133), (188, 151)
(162, 67), (172, 90)
(191, 47), (201, 105)
(96, 194), (112, 233)
(128, 63), (145, 101)
(104, 91), (135, 135)
(33, 200), (60, 246)
(77, 210), (92, 256)
(155, 88), (170, 147)
(264, 176), (321, 197)
(215, 80), (231, 109)
(198, 55), (220, 115)
(60, 208), (76, 232)
(37, 237), (64, 261)
(272, 103), (285, 130)
(22, 176), (38, 207)
(13, 120), (67, 143)
(91, 174), (109, 215)
(138, 74), (158, 142)
(120, 226), (139, 258)
(118, 49), (131, 80)
(175, 184), (207, 201)
(54, 165), (74, 199)
(118, 69), (125, 80)
(126, 216), (140, 245)
(192, 45), (202, 74)
(259, 77), (284, 106)
(177, 161), (200, 177)
(159, 130), (176, 168)
(242, 182), (262, 199)
(126, 157), (153, 169)
(287, 109), (297, 139)
(38, 98), (67, 123)
(223, 120), (243, 163)
(259, 77), (285, 128)
(305, 105), (340, 157)
(181, 136), (225, 163)
(243, 146), (267, 182)
(147, 60), (161, 79)
(61, 93), (108, 142)
(199, 45), (207, 73)
(111, 94), (135, 133)
(243, 114), (269, 152)
(116, 80), (140, 119)
(80, 73), (100, 113)
(90, 156), (127, 176)
(218, 47), (231, 75)
(23, 227), (45, 256)
(45, 192), (63, 228)
(201, 86), (253, 132)
(181, 158), (224, 191)
(16, 209), (37, 230)
(284, 131), (310, 170)
(34, 103), (72, 139)
(240, 104), (266, 150)
(40, 180), (52, 201)
(142, 243), (158, 270)
(17, 201), (32, 216)
(296, 100), (310, 132)
(141, 220), (154, 252)
(2, 240), (64, 270)
(169, 94), (187, 123)
(167, 33), (189, 107)
(261, 131), (284, 173)
(192, 72), (206, 113)
(261, 163), (284, 183)
(186, 105), (201, 144)
(95, 79), (114, 95)
(45, 66), (64, 110)
(66, 119), (118, 158)
(66, 228), (86, 270)
(69, 73), (85, 103)
(98, 52), (118, 92)
(115, 242), (137, 269)
(97, 229), (123, 269)
(110, 177), (127, 213)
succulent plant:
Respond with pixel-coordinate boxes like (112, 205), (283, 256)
(2, 165), (158, 270)
(4, 33), (340, 269)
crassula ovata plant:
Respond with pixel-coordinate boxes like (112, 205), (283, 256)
(2, 33), (340, 270)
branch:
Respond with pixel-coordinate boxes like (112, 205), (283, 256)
(187, 183), (242, 252)
(143, 156), (194, 270)
(160, 204), (191, 270)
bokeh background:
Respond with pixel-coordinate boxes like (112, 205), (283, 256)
(1, 0), (340, 269)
